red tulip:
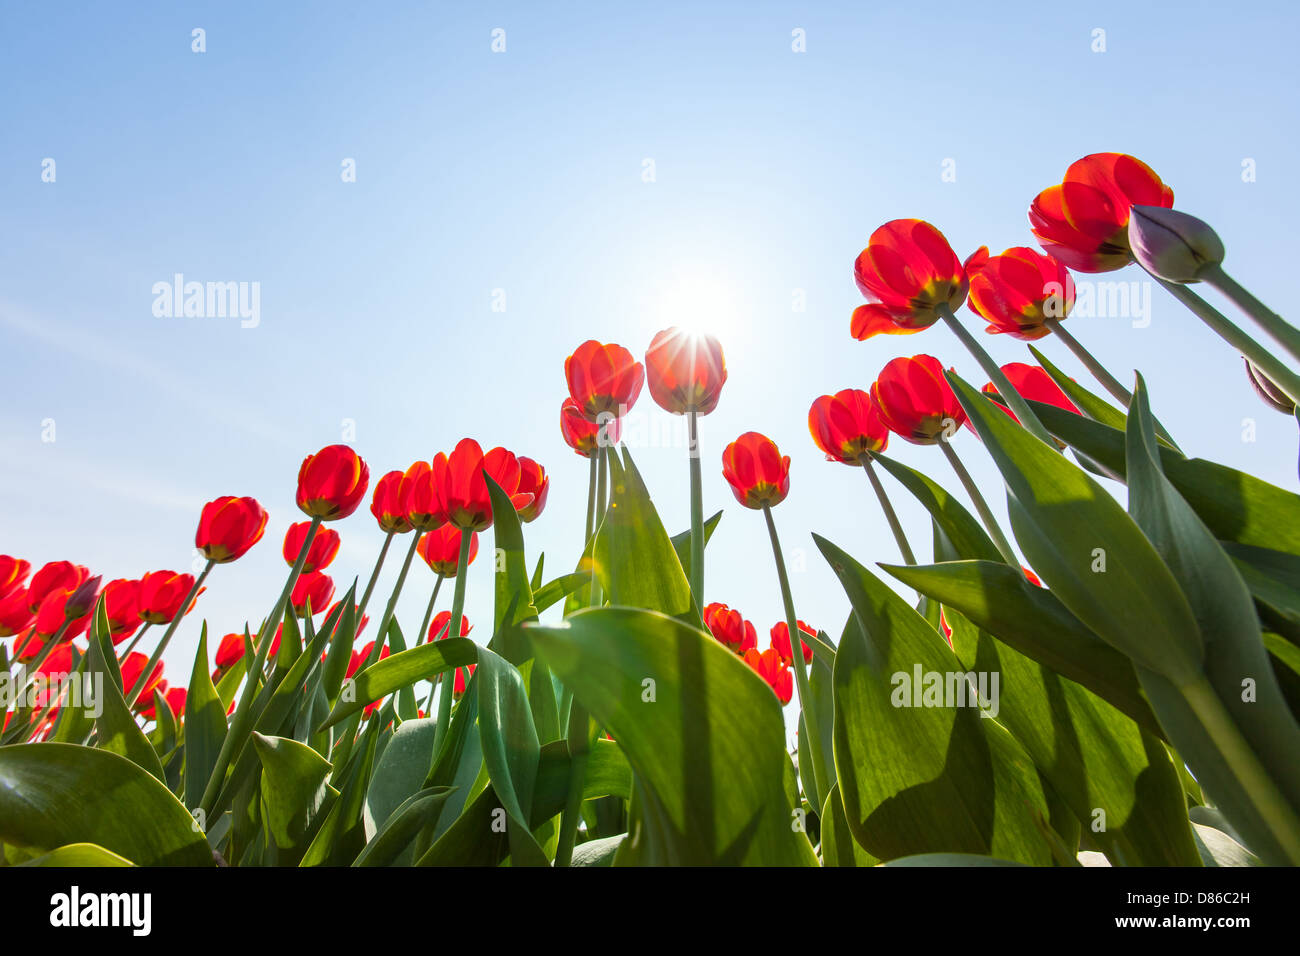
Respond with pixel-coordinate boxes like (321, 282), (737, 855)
(196, 496), (268, 563)
(214, 632), (247, 670)
(644, 327), (728, 416)
(432, 439), (529, 532)
(0, 556), (30, 601)
(565, 340), (645, 421)
(27, 561), (90, 612)
(347, 641), (390, 680)
(1029, 153), (1174, 273)
(560, 398), (620, 458)
(702, 602), (757, 654)
(852, 219), (968, 337)
(966, 246), (1076, 340)
(28, 588), (94, 649)
(721, 432), (791, 509)
(770, 620), (815, 666)
(282, 521), (340, 573)
(401, 461), (446, 532)
(515, 457), (549, 523)
(975, 363), (1080, 428)
(34, 642), (75, 679)
(136, 570), (199, 626)
(119, 653), (165, 709)
(325, 601), (370, 640)
(808, 389), (890, 464)
(870, 354), (967, 444)
(291, 571), (335, 617)
(417, 525), (479, 577)
(427, 610), (473, 643)
(744, 648), (792, 705)
(1023, 566), (1043, 588)
(142, 685), (187, 720)
(371, 469), (416, 534)
(101, 578), (142, 642)
(296, 444), (370, 521)
(0, 588), (35, 637)
(453, 662), (476, 700)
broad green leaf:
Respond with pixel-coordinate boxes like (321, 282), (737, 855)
(252, 733), (337, 860)
(534, 573), (588, 615)
(529, 607), (817, 865)
(0, 743), (212, 866)
(184, 625), (227, 811)
(873, 454), (1004, 564)
(570, 833), (625, 867)
(353, 786), (455, 867)
(1192, 823), (1261, 867)
(316, 638), (478, 731)
(85, 606), (165, 782)
(821, 782), (872, 867)
(16, 842), (135, 867)
(882, 560), (1161, 736)
(949, 371), (1204, 684)
(814, 534), (1051, 865)
(884, 853), (1027, 866)
(300, 719), (379, 867)
(485, 473), (539, 666)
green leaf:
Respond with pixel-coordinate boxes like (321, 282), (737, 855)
(353, 787), (455, 867)
(820, 782), (872, 867)
(534, 573), (588, 615)
(317, 638), (478, 731)
(881, 560), (1161, 736)
(184, 625), (228, 811)
(529, 607), (817, 865)
(948, 370), (1204, 684)
(0, 743), (212, 866)
(593, 448), (700, 625)
(252, 733), (337, 858)
(814, 534), (1052, 865)
(570, 833), (625, 866)
(85, 606), (166, 782)
(16, 842), (136, 867)
(485, 473), (540, 666)
(873, 454), (1004, 564)
(883, 853), (1028, 867)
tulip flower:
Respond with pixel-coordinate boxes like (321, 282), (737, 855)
(966, 246), (1075, 341)
(1245, 359), (1297, 415)
(0, 588), (35, 638)
(347, 641), (390, 680)
(565, 340), (644, 422)
(27, 561), (90, 612)
(560, 397), (620, 458)
(870, 355), (967, 444)
(417, 526), (478, 578)
(646, 328), (727, 605)
(325, 600), (369, 641)
(515, 457), (549, 523)
(101, 578), (142, 642)
(770, 620), (815, 666)
(196, 496), (268, 564)
(721, 432), (790, 509)
(852, 219), (968, 336)
(452, 662), (476, 701)
(427, 609), (472, 643)
(702, 602), (757, 655)
(214, 632), (247, 671)
(0, 556), (30, 602)
(290, 571), (335, 617)
(296, 444), (370, 521)
(119, 652), (165, 709)
(1029, 152), (1174, 273)
(977, 363), (1080, 425)
(371, 470), (416, 535)
(141, 685), (187, 721)
(136, 570), (199, 626)
(433, 439), (529, 533)
(282, 521), (340, 573)
(744, 647), (793, 705)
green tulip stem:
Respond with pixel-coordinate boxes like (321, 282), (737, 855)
(939, 440), (1019, 566)
(763, 502), (830, 813)
(687, 407), (706, 608)
(1152, 274), (1300, 405)
(119, 622), (152, 660)
(14, 619), (72, 696)
(430, 530), (473, 761)
(860, 455), (916, 565)
(199, 515), (321, 817)
(356, 530), (395, 622)
(585, 453), (598, 544)
(417, 575), (446, 715)
(938, 303), (1056, 447)
(125, 560), (213, 707)
(591, 441), (609, 607)
(365, 531), (423, 669)
(1181, 676), (1300, 864)
(1203, 264), (1300, 368)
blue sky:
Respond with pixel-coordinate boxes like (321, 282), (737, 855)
(4, 1), (1299, 729)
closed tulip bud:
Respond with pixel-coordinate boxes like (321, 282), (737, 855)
(770, 620), (815, 665)
(721, 432), (791, 509)
(290, 571), (335, 618)
(0, 556), (31, 602)
(296, 444), (370, 521)
(196, 496), (268, 564)
(1245, 358), (1297, 415)
(417, 525), (479, 577)
(371, 469), (416, 534)
(136, 570), (199, 625)
(1127, 205), (1224, 284)
(427, 610), (472, 643)
(27, 561), (90, 612)
(214, 632), (248, 670)
(645, 327), (728, 415)
(515, 457), (549, 523)
(64, 575), (102, 621)
(282, 521), (341, 573)
(702, 602), (757, 654)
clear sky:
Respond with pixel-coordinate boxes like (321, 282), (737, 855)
(4, 1), (1299, 729)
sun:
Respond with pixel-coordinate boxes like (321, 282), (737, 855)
(652, 270), (741, 342)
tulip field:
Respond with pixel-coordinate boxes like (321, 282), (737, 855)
(3, 150), (1300, 873)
